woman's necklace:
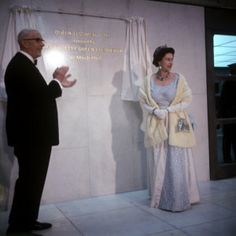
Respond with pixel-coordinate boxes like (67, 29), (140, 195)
(156, 71), (169, 81)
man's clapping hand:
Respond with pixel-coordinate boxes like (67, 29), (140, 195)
(53, 66), (77, 88)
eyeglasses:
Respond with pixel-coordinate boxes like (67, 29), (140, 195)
(23, 38), (45, 43)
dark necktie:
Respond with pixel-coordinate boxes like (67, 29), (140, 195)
(34, 59), (37, 66)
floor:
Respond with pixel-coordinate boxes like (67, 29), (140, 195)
(0, 178), (236, 236)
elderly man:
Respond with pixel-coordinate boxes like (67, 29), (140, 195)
(4, 29), (76, 234)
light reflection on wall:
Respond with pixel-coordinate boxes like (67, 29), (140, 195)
(44, 50), (66, 69)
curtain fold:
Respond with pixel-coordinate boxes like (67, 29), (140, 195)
(0, 6), (37, 101)
(121, 17), (152, 101)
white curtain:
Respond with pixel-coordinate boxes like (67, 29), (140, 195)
(0, 6), (37, 210)
(121, 17), (152, 101)
(0, 6), (37, 101)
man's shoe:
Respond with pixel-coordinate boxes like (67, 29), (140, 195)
(30, 221), (52, 231)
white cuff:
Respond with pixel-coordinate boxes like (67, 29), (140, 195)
(53, 79), (63, 89)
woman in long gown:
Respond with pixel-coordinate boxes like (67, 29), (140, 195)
(139, 45), (200, 212)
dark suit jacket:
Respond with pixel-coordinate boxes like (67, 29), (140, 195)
(4, 52), (62, 146)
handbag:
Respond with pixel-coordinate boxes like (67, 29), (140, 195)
(175, 113), (190, 133)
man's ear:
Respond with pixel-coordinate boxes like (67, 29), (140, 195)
(21, 40), (30, 49)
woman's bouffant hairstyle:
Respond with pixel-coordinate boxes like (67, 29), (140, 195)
(152, 45), (175, 67)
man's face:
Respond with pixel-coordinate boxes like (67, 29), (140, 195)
(22, 31), (45, 59)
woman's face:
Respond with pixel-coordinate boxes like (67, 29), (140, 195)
(159, 52), (174, 72)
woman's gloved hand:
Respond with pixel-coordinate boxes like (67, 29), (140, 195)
(153, 108), (168, 119)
